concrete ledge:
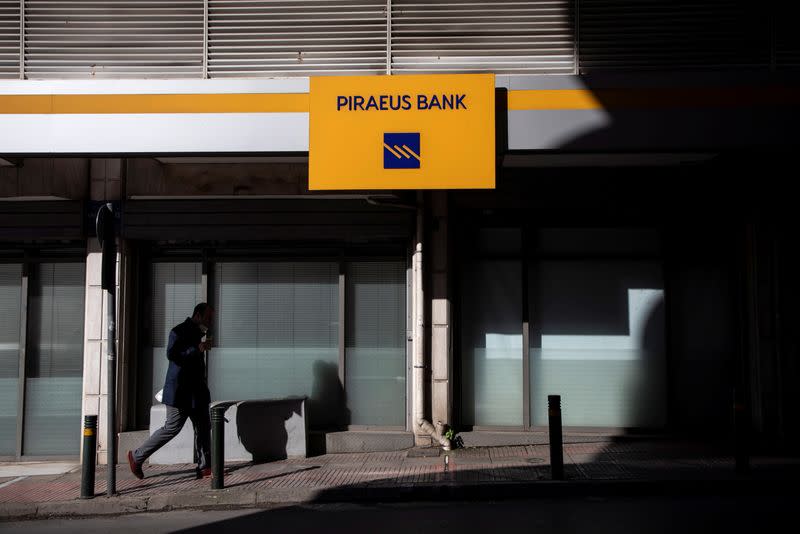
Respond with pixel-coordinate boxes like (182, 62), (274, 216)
(37, 496), (148, 518)
(0, 502), (37, 520)
(325, 431), (414, 453)
(118, 430), (149, 463)
(147, 490), (256, 511)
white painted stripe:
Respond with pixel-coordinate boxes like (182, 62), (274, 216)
(0, 78), (310, 95)
(0, 462), (79, 477)
(0, 476), (26, 489)
(0, 113), (309, 153)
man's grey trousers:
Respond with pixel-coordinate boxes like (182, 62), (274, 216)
(133, 405), (211, 470)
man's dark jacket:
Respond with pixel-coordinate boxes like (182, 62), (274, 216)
(162, 317), (210, 410)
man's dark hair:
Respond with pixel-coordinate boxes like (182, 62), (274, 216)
(193, 302), (212, 317)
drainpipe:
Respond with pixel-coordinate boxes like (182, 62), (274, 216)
(413, 192), (451, 450)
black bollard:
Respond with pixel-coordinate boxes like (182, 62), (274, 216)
(734, 389), (750, 473)
(548, 395), (564, 480)
(211, 406), (225, 489)
(80, 415), (98, 499)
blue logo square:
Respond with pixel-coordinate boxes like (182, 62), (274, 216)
(384, 133), (420, 169)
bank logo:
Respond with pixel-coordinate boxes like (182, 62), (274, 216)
(383, 133), (420, 169)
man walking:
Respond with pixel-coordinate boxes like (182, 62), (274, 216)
(127, 303), (214, 479)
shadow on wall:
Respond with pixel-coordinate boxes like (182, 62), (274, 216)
(626, 295), (666, 430)
(236, 400), (296, 462)
(310, 360), (350, 430)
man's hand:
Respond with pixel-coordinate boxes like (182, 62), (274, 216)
(198, 342), (212, 352)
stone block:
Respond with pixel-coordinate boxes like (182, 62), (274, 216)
(148, 397), (308, 464)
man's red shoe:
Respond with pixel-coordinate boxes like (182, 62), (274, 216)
(127, 450), (144, 479)
(196, 467), (212, 479)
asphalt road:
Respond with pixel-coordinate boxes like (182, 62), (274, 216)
(2, 495), (796, 533)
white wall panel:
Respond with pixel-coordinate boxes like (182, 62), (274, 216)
(0, 112), (308, 153)
(0, 77), (310, 94)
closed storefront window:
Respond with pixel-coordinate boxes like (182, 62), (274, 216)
(346, 262), (407, 427)
(137, 262), (202, 429)
(0, 257), (85, 458)
(459, 225), (666, 430)
(530, 260), (666, 428)
(212, 262), (339, 427)
(138, 254), (407, 431)
(461, 260), (523, 427)
(529, 229), (666, 428)
(0, 264), (22, 456)
(23, 263), (85, 455)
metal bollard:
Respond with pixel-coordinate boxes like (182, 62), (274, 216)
(211, 406), (225, 489)
(80, 415), (98, 499)
(548, 395), (564, 480)
(734, 389), (750, 473)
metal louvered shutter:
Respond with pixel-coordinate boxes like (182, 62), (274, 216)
(0, 0), (19, 78)
(391, 1), (575, 74)
(775, 5), (800, 70)
(578, 1), (770, 72)
(24, 1), (204, 79)
(207, 0), (387, 77)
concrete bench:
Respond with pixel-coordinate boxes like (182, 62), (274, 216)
(148, 396), (308, 465)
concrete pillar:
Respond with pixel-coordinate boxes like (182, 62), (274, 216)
(81, 242), (121, 465)
(429, 192), (452, 427)
(80, 159), (123, 465)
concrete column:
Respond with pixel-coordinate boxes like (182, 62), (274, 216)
(90, 159), (123, 201)
(429, 192), (452, 427)
(80, 159), (123, 465)
(81, 242), (121, 465)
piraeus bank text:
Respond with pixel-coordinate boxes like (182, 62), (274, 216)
(336, 94), (468, 111)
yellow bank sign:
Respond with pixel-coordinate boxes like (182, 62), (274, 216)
(309, 74), (495, 190)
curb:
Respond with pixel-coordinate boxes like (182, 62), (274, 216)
(3, 478), (799, 521)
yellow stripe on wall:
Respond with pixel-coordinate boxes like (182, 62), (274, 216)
(0, 95), (53, 114)
(0, 88), (797, 114)
(0, 93), (310, 114)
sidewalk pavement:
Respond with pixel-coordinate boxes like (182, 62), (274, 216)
(2, 433), (799, 520)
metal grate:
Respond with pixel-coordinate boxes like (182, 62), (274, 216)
(0, 0), (20, 78)
(0, 2), (783, 80)
(23, 0), (204, 79)
(207, 0), (387, 77)
(775, 4), (800, 70)
(578, 0), (770, 72)
(391, 0), (575, 74)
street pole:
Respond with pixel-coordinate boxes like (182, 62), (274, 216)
(96, 203), (117, 496)
(106, 278), (117, 495)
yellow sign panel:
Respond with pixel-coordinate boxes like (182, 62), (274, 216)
(309, 74), (495, 190)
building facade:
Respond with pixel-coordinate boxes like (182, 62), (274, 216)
(0, 1), (797, 463)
